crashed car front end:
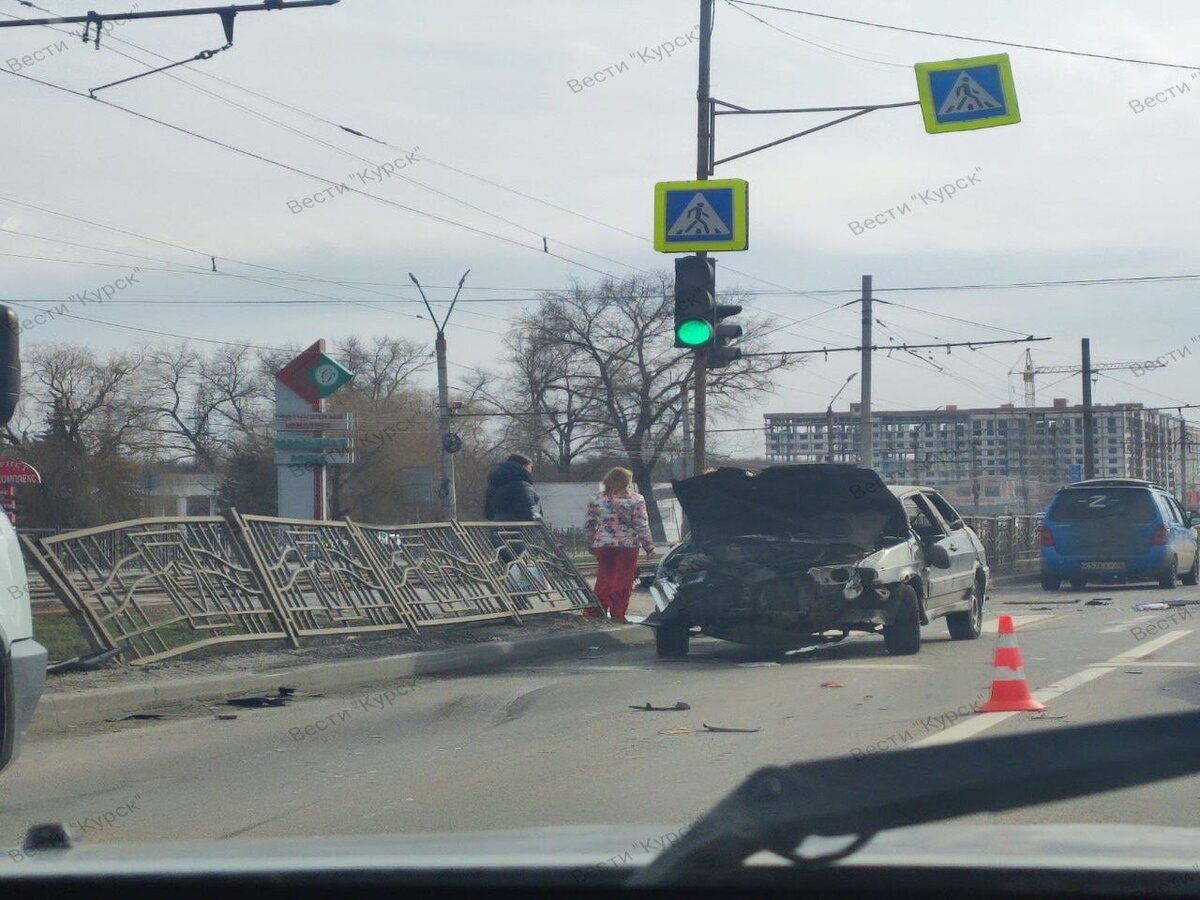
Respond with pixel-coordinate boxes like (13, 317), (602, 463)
(649, 536), (926, 645)
(646, 465), (925, 646)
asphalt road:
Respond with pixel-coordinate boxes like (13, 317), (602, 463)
(3, 578), (1200, 855)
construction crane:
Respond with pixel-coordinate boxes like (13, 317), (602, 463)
(1012, 349), (1166, 408)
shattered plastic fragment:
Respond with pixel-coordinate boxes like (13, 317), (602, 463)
(820, 680), (844, 688)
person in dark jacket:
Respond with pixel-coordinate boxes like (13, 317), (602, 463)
(484, 453), (541, 522)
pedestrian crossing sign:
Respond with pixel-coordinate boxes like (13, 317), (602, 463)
(654, 178), (749, 252)
(915, 53), (1020, 134)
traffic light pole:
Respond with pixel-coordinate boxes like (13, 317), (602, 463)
(692, 0), (714, 479)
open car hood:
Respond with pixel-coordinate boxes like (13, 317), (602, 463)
(671, 465), (908, 551)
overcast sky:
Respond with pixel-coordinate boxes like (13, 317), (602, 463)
(1, 0), (1197, 457)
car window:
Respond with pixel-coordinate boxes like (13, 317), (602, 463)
(903, 494), (946, 539)
(1160, 496), (1184, 525)
(922, 490), (964, 530)
(1047, 489), (1159, 523)
(1168, 497), (1189, 525)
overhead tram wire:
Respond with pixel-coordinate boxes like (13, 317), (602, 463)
(0, 192), (513, 332)
(0, 4), (657, 280)
(721, 0), (908, 69)
(15, 1), (1200, 339)
(3, 299), (294, 351)
(6, 2), (866, 322)
(727, 1), (1200, 72)
(0, 69), (625, 285)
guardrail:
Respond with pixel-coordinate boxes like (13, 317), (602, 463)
(963, 514), (1043, 576)
(23, 512), (598, 666)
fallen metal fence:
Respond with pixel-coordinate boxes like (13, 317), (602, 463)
(27, 512), (597, 666)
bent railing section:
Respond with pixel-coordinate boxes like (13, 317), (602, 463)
(28, 513), (597, 666)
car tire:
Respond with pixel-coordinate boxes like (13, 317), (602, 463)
(946, 576), (984, 641)
(1040, 573), (1061, 592)
(1069, 576), (1087, 589)
(654, 621), (690, 658)
(883, 583), (921, 656)
(1158, 556), (1179, 590)
(1182, 551), (1200, 587)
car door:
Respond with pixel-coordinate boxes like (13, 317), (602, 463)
(922, 490), (978, 596)
(1165, 496), (1197, 573)
(901, 492), (956, 608)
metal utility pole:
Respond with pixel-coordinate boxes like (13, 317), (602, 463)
(1081, 338), (1095, 480)
(825, 373), (857, 463)
(1180, 414), (1189, 499)
(410, 270), (470, 521)
(910, 428), (920, 482)
(691, 0), (714, 478)
(859, 275), (874, 467)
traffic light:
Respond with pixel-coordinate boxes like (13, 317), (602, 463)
(674, 255), (715, 349)
(710, 302), (743, 368)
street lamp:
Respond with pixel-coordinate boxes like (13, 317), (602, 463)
(826, 373), (858, 463)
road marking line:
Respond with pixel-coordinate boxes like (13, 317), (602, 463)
(982, 613), (1057, 633)
(913, 629), (1192, 747)
(1094, 661), (1200, 668)
(808, 663), (929, 671)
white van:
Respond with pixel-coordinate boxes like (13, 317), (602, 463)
(0, 304), (46, 774)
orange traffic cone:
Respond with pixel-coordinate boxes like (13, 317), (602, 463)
(977, 614), (1045, 713)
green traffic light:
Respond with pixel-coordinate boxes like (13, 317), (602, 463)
(676, 319), (714, 347)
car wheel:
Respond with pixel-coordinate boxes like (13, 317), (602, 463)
(946, 576), (984, 641)
(1040, 573), (1061, 592)
(1158, 556), (1179, 589)
(654, 621), (690, 658)
(1182, 551), (1200, 587)
(1069, 576), (1087, 589)
(883, 583), (921, 656)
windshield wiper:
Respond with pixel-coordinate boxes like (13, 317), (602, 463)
(629, 710), (1200, 885)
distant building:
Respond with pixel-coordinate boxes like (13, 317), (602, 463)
(764, 400), (1200, 513)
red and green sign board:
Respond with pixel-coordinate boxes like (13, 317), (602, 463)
(276, 342), (354, 404)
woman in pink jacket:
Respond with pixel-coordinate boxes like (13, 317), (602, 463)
(584, 467), (656, 622)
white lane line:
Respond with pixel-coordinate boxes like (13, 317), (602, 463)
(982, 614), (1058, 633)
(808, 663), (929, 671)
(1095, 661), (1200, 668)
(913, 629), (1192, 747)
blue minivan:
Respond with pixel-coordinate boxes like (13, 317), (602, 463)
(1040, 479), (1200, 590)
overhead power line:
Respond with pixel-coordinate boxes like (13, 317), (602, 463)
(728, 1), (1200, 71)
(0, 67), (622, 283)
(744, 335), (1049, 358)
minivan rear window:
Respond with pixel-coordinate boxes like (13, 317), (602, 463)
(1047, 489), (1158, 522)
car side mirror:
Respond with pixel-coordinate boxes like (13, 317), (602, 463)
(925, 544), (952, 569)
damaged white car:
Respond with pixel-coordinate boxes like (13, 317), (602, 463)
(644, 465), (989, 658)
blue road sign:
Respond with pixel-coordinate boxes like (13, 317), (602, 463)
(654, 179), (748, 252)
(1068, 463), (1084, 483)
(914, 53), (1020, 134)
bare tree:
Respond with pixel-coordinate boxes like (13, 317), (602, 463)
(514, 275), (798, 540)
(338, 335), (431, 402)
(28, 344), (148, 453)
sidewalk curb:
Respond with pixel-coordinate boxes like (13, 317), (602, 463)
(36, 624), (655, 730)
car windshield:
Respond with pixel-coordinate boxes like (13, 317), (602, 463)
(4, 1), (1200, 891)
(1048, 490), (1159, 522)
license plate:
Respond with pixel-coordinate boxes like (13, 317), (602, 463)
(1081, 561), (1125, 572)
